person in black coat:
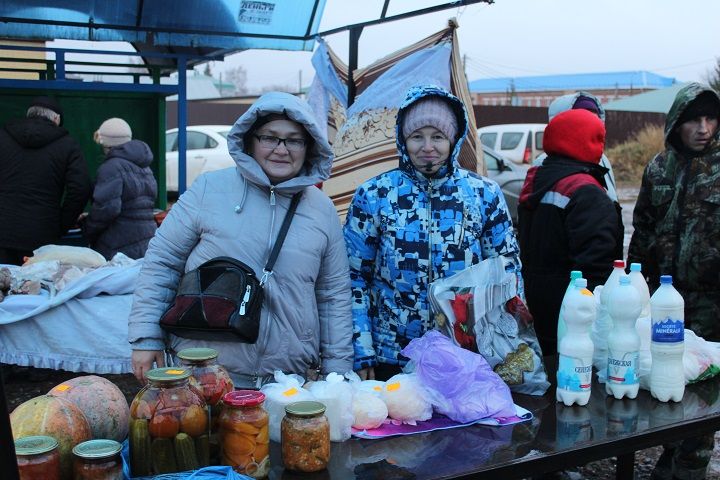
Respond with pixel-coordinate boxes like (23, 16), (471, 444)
(0, 96), (91, 265)
(83, 118), (158, 260)
(517, 109), (623, 356)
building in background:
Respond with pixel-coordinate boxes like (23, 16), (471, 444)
(469, 71), (677, 108)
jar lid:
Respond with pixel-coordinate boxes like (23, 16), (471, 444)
(285, 401), (326, 417)
(146, 367), (191, 382)
(15, 435), (58, 455)
(72, 439), (122, 459)
(223, 390), (265, 407)
(177, 347), (219, 362)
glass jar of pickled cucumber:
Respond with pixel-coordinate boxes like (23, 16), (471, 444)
(129, 367), (209, 476)
(281, 401), (330, 473)
(218, 390), (270, 478)
(15, 435), (61, 480)
(72, 439), (123, 480)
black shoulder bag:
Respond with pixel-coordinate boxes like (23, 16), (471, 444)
(159, 192), (302, 342)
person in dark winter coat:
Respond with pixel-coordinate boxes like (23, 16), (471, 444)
(0, 96), (91, 265)
(83, 118), (157, 260)
(518, 108), (623, 356)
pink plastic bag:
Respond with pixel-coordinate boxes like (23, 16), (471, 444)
(402, 331), (516, 423)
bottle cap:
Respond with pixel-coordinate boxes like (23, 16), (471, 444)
(146, 367), (191, 383)
(223, 390), (265, 407)
(177, 347), (219, 362)
(285, 401), (326, 417)
(570, 270), (582, 280)
(72, 439), (122, 459)
(574, 278), (587, 288)
(630, 263), (642, 272)
(660, 275), (673, 284)
(15, 435), (58, 455)
(619, 276), (631, 286)
(613, 260), (625, 268)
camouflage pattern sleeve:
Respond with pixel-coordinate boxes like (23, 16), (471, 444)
(479, 179), (524, 298)
(343, 184), (380, 370)
(627, 156), (661, 284)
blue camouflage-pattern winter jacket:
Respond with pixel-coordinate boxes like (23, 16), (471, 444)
(343, 85), (522, 370)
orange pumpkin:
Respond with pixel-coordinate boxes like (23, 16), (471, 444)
(11, 395), (92, 480)
(48, 375), (130, 442)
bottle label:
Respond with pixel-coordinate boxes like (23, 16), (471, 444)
(651, 317), (684, 343)
(607, 350), (639, 385)
(557, 354), (592, 392)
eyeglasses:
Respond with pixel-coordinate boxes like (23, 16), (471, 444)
(253, 134), (307, 151)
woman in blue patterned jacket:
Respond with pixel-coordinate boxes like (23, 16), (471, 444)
(343, 84), (522, 380)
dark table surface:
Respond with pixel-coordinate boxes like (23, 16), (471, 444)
(266, 356), (720, 480)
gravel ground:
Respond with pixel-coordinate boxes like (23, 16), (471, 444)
(4, 366), (720, 479)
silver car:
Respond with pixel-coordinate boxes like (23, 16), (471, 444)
(484, 144), (527, 226)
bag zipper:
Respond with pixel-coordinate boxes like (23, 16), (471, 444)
(239, 284), (252, 315)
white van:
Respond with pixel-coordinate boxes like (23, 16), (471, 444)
(477, 123), (546, 165)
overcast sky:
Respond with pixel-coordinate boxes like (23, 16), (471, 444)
(217, 0), (720, 91)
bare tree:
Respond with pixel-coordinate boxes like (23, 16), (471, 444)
(258, 83), (295, 94)
(225, 65), (248, 95)
(706, 58), (720, 92)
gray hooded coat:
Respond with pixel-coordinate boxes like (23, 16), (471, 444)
(128, 92), (353, 385)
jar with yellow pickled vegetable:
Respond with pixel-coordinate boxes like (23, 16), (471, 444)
(218, 390), (270, 478)
(281, 401), (330, 473)
(128, 367), (209, 476)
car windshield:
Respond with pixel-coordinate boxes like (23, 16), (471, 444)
(484, 149), (500, 171)
(219, 130), (230, 139)
(535, 131), (544, 151)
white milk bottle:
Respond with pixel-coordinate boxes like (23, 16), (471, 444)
(649, 275), (685, 402)
(600, 260), (626, 314)
(557, 278), (596, 406)
(606, 276), (641, 399)
(595, 260), (626, 375)
(629, 263), (651, 319)
(557, 270), (583, 349)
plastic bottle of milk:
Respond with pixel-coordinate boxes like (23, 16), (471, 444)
(557, 278), (596, 406)
(606, 276), (641, 399)
(649, 275), (685, 402)
(629, 263), (651, 318)
(557, 270), (583, 348)
(600, 260), (626, 310)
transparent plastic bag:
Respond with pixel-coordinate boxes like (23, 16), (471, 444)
(402, 331), (516, 423)
(429, 256), (550, 395)
(259, 370), (315, 442)
(382, 373), (433, 425)
(344, 372), (388, 430)
(307, 372), (354, 441)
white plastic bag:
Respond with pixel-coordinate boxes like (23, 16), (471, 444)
(25, 245), (106, 268)
(382, 373), (433, 425)
(307, 372), (354, 441)
(260, 371), (316, 442)
(344, 372), (388, 430)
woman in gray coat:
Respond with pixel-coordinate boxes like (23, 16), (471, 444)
(129, 92), (353, 388)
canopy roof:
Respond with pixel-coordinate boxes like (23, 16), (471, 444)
(0, 0), (326, 69)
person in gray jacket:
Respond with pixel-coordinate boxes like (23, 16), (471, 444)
(129, 92), (353, 388)
(83, 117), (158, 260)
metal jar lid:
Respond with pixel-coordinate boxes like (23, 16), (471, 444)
(15, 435), (58, 456)
(285, 401), (326, 417)
(177, 347), (219, 362)
(146, 367), (191, 383)
(223, 390), (265, 407)
(72, 439), (123, 459)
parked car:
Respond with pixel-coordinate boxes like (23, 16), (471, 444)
(478, 123), (545, 165)
(483, 144), (526, 226)
(165, 125), (235, 193)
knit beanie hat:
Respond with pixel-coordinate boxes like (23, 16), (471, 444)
(402, 96), (459, 142)
(95, 118), (132, 147)
(572, 95), (600, 116)
(543, 109), (605, 163)
(677, 91), (720, 125)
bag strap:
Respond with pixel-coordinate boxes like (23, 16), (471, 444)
(260, 191), (302, 286)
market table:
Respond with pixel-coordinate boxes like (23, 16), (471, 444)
(264, 357), (720, 480)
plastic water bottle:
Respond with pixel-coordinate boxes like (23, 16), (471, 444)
(649, 275), (685, 402)
(629, 263), (651, 319)
(557, 270), (583, 347)
(557, 278), (595, 406)
(595, 260), (626, 375)
(600, 260), (626, 310)
(605, 276), (641, 399)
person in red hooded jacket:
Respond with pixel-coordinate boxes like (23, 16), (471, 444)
(517, 108), (623, 356)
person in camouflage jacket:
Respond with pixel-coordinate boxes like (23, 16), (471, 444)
(628, 82), (720, 480)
